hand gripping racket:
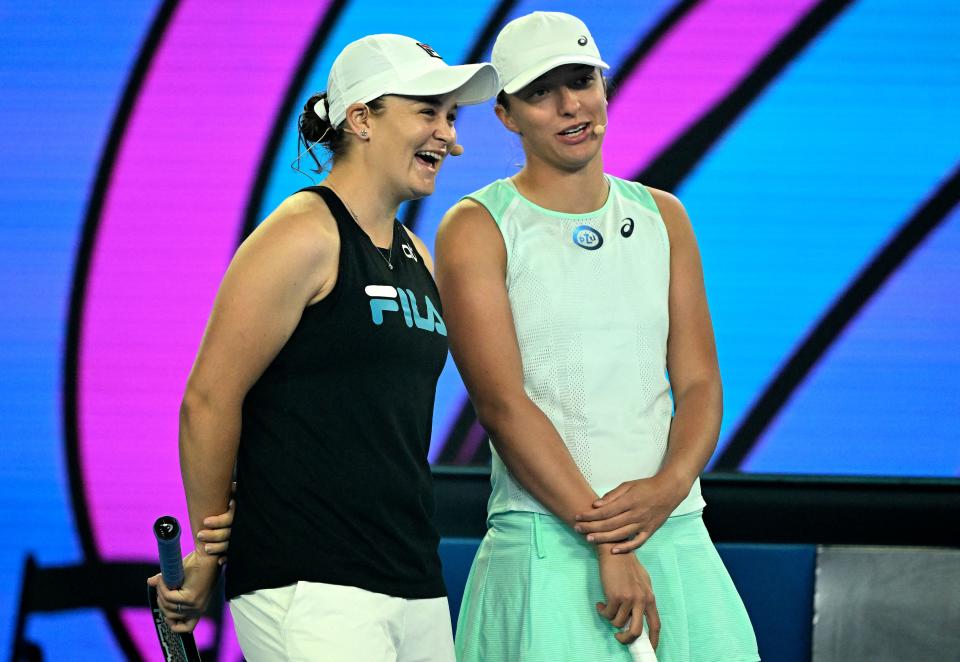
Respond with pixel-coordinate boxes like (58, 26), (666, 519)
(149, 516), (202, 661)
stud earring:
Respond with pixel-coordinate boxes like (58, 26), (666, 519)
(360, 129), (368, 137)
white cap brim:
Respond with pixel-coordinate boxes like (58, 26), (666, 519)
(502, 55), (609, 95)
(389, 62), (500, 106)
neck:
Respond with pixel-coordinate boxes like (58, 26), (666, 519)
(323, 160), (400, 246)
(512, 151), (608, 214)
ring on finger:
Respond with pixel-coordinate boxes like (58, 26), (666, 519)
(176, 603), (182, 614)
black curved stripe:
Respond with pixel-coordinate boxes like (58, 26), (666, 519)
(714, 166), (960, 470)
(63, 2), (180, 660)
(239, 0), (349, 242)
(635, 0), (855, 189)
(436, 400), (481, 464)
(607, 0), (701, 100)
(402, 0), (518, 232)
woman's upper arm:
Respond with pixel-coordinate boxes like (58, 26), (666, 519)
(185, 195), (337, 407)
(434, 200), (526, 422)
(649, 188), (721, 396)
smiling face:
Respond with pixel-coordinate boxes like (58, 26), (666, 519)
(365, 93), (459, 201)
(496, 64), (607, 173)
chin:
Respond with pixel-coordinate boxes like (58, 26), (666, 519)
(409, 180), (436, 199)
(557, 147), (601, 172)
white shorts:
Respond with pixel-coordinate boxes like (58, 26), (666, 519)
(230, 581), (455, 662)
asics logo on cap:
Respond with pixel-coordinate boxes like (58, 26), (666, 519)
(416, 42), (443, 59)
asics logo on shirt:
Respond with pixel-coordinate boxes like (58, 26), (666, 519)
(365, 285), (447, 336)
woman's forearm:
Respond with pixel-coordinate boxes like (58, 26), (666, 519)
(479, 396), (598, 528)
(178, 388), (240, 561)
(658, 379), (722, 495)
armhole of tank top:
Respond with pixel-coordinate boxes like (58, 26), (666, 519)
(461, 194), (510, 265)
(298, 186), (346, 314)
(624, 179), (671, 265)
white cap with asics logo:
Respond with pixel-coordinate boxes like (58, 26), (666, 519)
(317, 34), (500, 128)
(492, 12), (610, 95)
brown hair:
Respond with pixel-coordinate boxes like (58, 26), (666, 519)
(295, 93), (387, 173)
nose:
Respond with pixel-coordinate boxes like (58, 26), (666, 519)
(434, 118), (456, 148)
(557, 87), (580, 116)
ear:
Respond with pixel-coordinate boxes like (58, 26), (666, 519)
(494, 104), (522, 135)
(343, 102), (371, 138)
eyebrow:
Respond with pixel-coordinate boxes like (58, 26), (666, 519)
(404, 95), (444, 107)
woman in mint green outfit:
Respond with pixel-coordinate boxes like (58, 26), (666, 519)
(435, 12), (759, 662)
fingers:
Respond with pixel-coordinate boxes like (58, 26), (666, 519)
(198, 540), (229, 555)
(595, 482), (631, 507)
(580, 522), (638, 544)
(645, 599), (661, 649)
(612, 531), (650, 554)
(576, 500), (629, 523)
(156, 584), (199, 615)
(158, 591), (203, 625)
(611, 602), (631, 629)
(615, 606), (645, 644)
(198, 526), (230, 543)
(576, 511), (635, 536)
(202, 500), (235, 529)
(146, 573), (161, 587)
(196, 522), (230, 554)
(198, 499), (235, 554)
(597, 598), (620, 623)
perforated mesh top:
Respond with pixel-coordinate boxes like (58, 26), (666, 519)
(466, 175), (705, 518)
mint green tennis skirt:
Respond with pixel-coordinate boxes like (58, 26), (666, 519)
(454, 510), (759, 662)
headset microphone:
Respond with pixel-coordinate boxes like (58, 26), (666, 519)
(449, 144), (464, 156)
(593, 124), (606, 137)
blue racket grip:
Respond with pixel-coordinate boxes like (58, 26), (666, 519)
(153, 516), (185, 589)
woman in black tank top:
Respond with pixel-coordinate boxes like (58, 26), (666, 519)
(146, 34), (498, 661)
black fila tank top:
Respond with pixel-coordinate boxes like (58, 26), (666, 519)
(225, 186), (448, 600)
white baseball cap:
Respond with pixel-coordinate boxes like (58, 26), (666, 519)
(316, 34), (500, 128)
(492, 12), (609, 95)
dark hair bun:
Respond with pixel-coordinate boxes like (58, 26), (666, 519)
(299, 92), (334, 145)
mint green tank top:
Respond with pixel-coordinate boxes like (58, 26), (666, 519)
(465, 175), (705, 518)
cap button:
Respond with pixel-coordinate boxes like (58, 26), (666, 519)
(577, 36), (588, 46)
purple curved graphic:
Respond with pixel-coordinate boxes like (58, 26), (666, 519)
(76, 1), (332, 658)
(605, 0), (817, 179)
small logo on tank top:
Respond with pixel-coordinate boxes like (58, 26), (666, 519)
(364, 285), (446, 336)
(572, 225), (603, 250)
(401, 243), (418, 261)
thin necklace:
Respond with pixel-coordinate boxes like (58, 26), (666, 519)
(325, 183), (393, 270)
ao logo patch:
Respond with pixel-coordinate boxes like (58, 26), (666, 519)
(572, 225), (603, 250)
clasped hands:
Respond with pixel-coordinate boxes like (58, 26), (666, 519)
(146, 493), (236, 632)
(578, 474), (685, 649)
(574, 473), (683, 554)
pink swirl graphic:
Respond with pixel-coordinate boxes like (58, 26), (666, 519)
(606, 0), (817, 178)
(77, 1), (331, 658)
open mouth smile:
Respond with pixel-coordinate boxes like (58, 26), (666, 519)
(414, 150), (443, 171)
(556, 122), (592, 145)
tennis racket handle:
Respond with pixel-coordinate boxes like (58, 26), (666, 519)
(153, 516), (185, 589)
